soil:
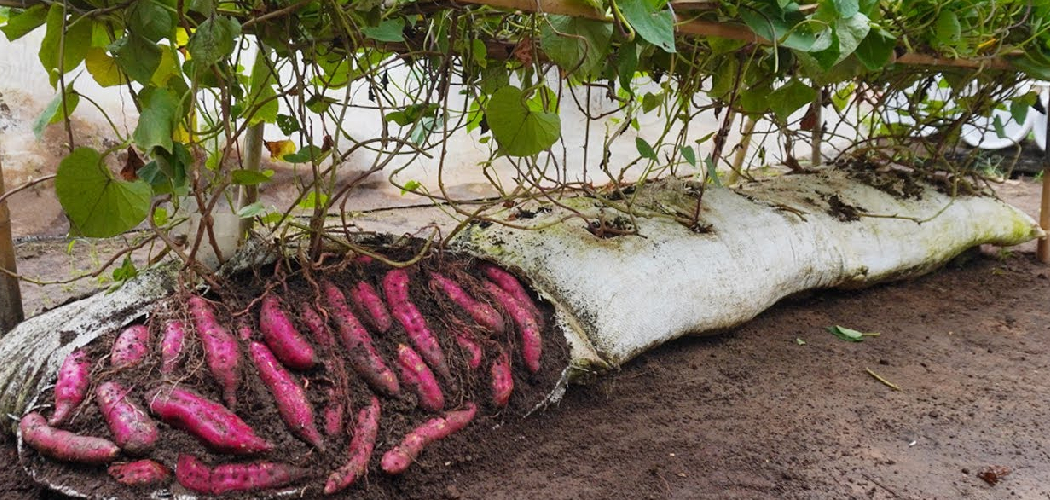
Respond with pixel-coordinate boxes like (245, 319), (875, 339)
(2, 177), (1050, 499)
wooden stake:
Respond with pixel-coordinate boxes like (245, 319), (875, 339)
(0, 155), (24, 335)
(726, 116), (757, 185)
(1038, 104), (1050, 263)
(810, 87), (823, 168)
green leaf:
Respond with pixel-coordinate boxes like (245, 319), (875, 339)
(55, 147), (152, 238)
(827, 325), (878, 342)
(188, 16), (240, 66)
(276, 114), (301, 135)
(934, 11), (960, 49)
(284, 145), (327, 163)
(2, 4), (48, 41)
(297, 191), (329, 209)
(1010, 92), (1037, 124)
(1009, 55), (1050, 80)
(681, 145), (696, 167)
(133, 88), (178, 153)
(795, 337), (807, 346)
(127, 0), (174, 42)
(704, 155), (721, 186)
(152, 206), (168, 226)
(540, 15), (613, 79)
(768, 79), (816, 122)
(993, 115), (1007, 139)
(741, 9), (826, 52)
(39, 7), (92, 87)
(361, 18), (404, 42)
(34, 87), (79, 138)
(486, 85), (562, 157)
(230, 168), (274, 185)
(635, 137), (657, 160)
(618, 0), (675, 53)
(832, 0), (859, 17)
(480, 66), (510, 96)
(109, 34), (162, 83)
(400, 179), (421, 195)
(471, 39), (487, 68)
(641, 91), (663, 113)
(111, 256), (138, 282)
(855, 26), (895, 70)
(236, 201), (264, 219)
(247, 51), (277, 125)
(832, 13), (870, 64)
(617, 40), (639, 94)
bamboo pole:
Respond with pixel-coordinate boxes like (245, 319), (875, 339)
(726, 116), (757, 185)
(0, 155), (23, 335)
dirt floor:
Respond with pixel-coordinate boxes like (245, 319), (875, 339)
(2, 177), (1050, 499)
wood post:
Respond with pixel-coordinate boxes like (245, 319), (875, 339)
(0, 155), (24, 335)
(810, 88), (823, 168)
(1038, 106), (1050, 263)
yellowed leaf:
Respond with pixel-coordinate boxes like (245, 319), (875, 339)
(85, 48), (126, 87)
(264, 139), (296, 160)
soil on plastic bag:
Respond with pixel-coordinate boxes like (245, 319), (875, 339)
(4, 180), (1050, 499)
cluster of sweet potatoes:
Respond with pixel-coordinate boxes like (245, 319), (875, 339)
(19, 258), (552, 497)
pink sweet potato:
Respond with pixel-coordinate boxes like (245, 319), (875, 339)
(300, 305), (335, 348)
(20, 412), (120, 464)
(323, 387), (345, 436)
(259, 295), (317, 370)
(160, 321), (187, 376)
(483, 281), (543, 374)
(382, 269), (451, 380)
(490, 351), (514, 407)
(324, 396), (381, 495)
(455, 331), (483, 370)
(178, 454), (307, 495)
(49, 350), (90, 426)
(110, 325), (150, 368)
(108, 459), (171, 486)
(481, 263), (542, 320)
(249, 341), (325, 450)
(211, 460), (308, 495)
(397, 344), (444, 412)
(349, 281), (393, 333)
(324, 282), (399, 396)
(148, 386), (272, 455)
(96, 381), (159, 455)
(381, 403), (477, 475)
(430, 272), (504, 334)
(188, 296), (241, 408)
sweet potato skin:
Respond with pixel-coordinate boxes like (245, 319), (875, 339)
(259, 295), (317, 370)
(381, 403), (477, 475)
(108, 459), (171, 486)
(177, 454), (307, 495)
(490, 351), (514, 407)
(175, 454), (213, 494)
(383, 269), (451, 380)
(455, 332), (483, 370)
(484, 281), (543, 373)
(350, 281), (393, 333)
(249, 341), (325, 450)
(21, 412), (120, 464)
(430, 272), (504, 333)
(110, 325), (150, 369)
(49, 350), (91, 426)
(160, 321), (187, 376)
(301, 305), (335, 348)
(95, 381), (159, 455)
(397, 344), (445, 412)
(324, 396), (381, 495)
(147, 386), (273, 455)
(324, 282), (400, 396)
(481, 264), (542, 319)
(322, 387), (345, 437)
(188, 296), (241, 408)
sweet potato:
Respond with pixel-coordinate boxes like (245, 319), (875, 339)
(160, 321), (187, 376)
(324, 396), (381, 495)
(300, 305), (335, 348)
(455, 331), (483, 370)
(481, 264), (542, 320)
(323, 387), (345, 436)
(147, 386), (272, 455)
(490, 351), (514, 407)
(108, 459), (171, 486)
(178, 454), (307, 495)
(188, 296), (241, 408)
(349, 281), (393, 333)
(382, 269), (451, 380)
(49, 350), (90, 426)
(96, 381), (159, 455)
(381, 403), (477, 475)
(249, 341), (325, 450)
(20, 412), (120, 464)
(430, 272), (504, 334)
(324, 282), (399, 396)
(110, 325), (150, 368)
(259, 295), (317, 370)
(211, 460), (308, 495)
(175, 454), (213, 494)
(397, 344), (445, 412)
(483, 282), (543, 374)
